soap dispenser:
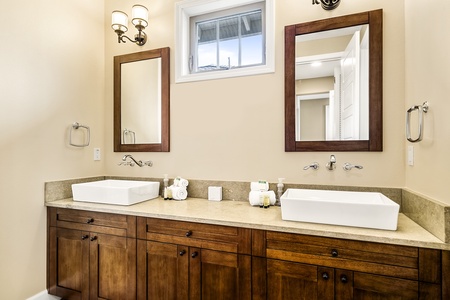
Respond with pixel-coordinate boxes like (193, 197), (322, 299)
(275, 178), (285, 206)
(163, 174), (169, 200)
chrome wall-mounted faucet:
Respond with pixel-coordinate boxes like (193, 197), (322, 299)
(326, 155), (336, 171)
(119, 154), (153, 167)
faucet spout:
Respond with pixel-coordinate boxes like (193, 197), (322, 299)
(122, 154), (144, 167)
(326, 155), (336, 170)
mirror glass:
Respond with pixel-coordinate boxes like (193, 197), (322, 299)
(285, 10), (382, 151)
(114, 48), (170, 152)
(296, 25), (369, 141)
(121, 58), (162, 144)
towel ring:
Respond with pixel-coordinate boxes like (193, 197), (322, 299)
(406, 101), (429, 143)
(122, 128), (136, 144)
(69, 122), (90, 147)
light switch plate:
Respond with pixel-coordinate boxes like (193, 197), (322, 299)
(94, 148), (101, 161)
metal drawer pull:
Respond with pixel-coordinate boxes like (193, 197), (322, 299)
(331, 249), (339, 257)
(185, 231), (192, 237)
(86, 218), (94, 224)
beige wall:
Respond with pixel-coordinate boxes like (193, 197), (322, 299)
(105, 0), (406, 190)
(0, 0), (105, 298)
(404, 1), (450, 205)
(2, 0), (449, 298)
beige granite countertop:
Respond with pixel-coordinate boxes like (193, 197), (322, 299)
(45, 197), (450, 251)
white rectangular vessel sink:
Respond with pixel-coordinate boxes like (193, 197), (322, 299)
(72, 180), (160, 206)
(280, 189), (400, 230)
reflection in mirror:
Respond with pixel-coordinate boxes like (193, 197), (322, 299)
(285, 10), (382, 151)
(114, 47), (170, 152)
(121, 58), (161, 144)
(296, 25), (369, 141)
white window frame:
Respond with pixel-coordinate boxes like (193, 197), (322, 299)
(175, 0), (275, 83)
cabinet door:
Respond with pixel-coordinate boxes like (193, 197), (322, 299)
(48, 227), (89, 300)
(266, 259), (334, 300)
(137, 240), (189, 300)
(190, 248), (252, 300)
(89, 233), (136, 300)
(352, 272), (418, 300)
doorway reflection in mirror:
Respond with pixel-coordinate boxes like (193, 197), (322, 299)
(295, 25), (369, 142)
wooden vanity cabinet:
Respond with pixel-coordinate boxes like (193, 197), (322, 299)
(47, 207), (137, 300)
(253, 231), (444, 300)
(136, 217), (252, 300)
(47, 207), (449, 299)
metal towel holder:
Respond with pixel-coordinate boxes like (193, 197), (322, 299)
(406, 101), (429, 143)
(69, 122), (90, 147)
(122, 128), (136, 144)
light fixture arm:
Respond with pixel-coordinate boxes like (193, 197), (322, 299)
(116, 29), (147, 46)
(312, 0), (341, 10)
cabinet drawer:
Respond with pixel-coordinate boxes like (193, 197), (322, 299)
(266, 231), (419, 280)
(48, 208), (136, 238)
(137, 217), (251, 254)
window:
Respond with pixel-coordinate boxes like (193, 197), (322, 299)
(176, 0), (274, 83)
(192, 6), (264, 73)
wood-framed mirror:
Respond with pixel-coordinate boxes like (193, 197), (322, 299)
(114, 47), (170, 152)
(285, 10), (382, 151)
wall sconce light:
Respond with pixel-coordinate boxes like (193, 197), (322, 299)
(112, 4), (148, 46)
(312, 0), (341, 10)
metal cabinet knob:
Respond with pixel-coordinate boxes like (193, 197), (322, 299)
(191, 251), (199, 258)
(90, 236), (97, 241)
(322, 272), (329, 280)
(331, 249), (339, 257)
(340, 275), (348, 283)
(179, 250), (186, 256)
(86, 218), (94, 224)
(81, 235), (89, 240)
(185, 231), (192, 237)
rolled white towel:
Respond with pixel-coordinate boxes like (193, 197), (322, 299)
(171, 186), (188, 200)
(250, 181), (269, 191)
(174, 177), (189, 188)
(249, 190), (276, 206)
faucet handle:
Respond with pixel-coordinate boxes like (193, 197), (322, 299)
(303, 162), (319, 170)
(343, 163), (363, 171)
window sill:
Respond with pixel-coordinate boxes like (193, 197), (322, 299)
(175, 64), (275, 83)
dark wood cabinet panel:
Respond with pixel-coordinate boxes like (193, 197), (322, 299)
(90, 233), (136, 299)
(443, 251), (450, 299)
(267, 259), (333, 300)
(48, 227), (89, 299)
(137, 217), (251, 255)
(267, 232), (419, 280)
(195, 249), (251, 300)
(137, 218), (252, 300)
(353, 272), (418, 299)
(263, 231), (445, 300)
(48, 208), (137, 300)
(137, 240), (188, 300)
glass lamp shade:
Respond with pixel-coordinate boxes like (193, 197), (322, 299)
(132, 5), (148, 28)
(112, 10), (128, 33)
